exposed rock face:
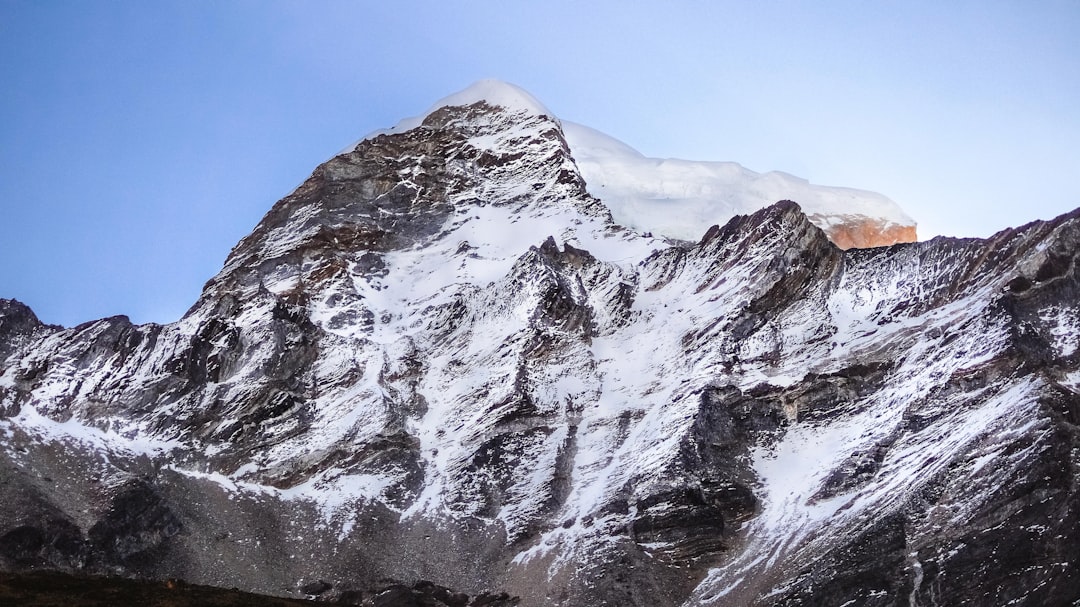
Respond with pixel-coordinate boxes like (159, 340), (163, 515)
(1, 82), (1078, 606)
(807, 214), (919, 249)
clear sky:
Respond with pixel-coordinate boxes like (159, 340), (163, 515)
(2, 1), (1078, 327)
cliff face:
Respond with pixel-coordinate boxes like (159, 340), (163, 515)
(1, 82), (1077, 606)
(811, 214), (919, 249)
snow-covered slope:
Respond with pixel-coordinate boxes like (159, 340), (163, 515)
(562, 121), (917, 248)
(0, 81), (1077, 606)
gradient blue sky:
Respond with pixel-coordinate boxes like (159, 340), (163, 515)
(2, 1), (1078, 326)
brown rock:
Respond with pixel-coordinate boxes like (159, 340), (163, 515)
(811, 215), (918, 249)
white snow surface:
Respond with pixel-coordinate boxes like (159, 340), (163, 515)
(561, 120), (915, 242)
(4, 404), (182, 458)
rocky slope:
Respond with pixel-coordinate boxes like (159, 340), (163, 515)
(0, 570), (517, 607)
(1, 81), (1077, 606)
(0, 570), (319, 606)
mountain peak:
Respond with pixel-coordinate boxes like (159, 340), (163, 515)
(5, 81), (1075, 607)
(351, 82), (917, 249)
(357, 79), (552, 144)
(427, 79), (551, 117)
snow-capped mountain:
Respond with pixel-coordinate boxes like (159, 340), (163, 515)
(1, 80), (1077, 606)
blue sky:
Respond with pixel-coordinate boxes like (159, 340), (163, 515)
(2, 1), (1078, 326)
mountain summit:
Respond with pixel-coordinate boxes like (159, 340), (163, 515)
(0, 82), (1077, 606)
(367, 80), (917, 249)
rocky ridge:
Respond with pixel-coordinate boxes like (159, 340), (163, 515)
(0, 82), (1077, 606)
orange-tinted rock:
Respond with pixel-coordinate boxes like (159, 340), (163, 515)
(810, 215), (918, 249)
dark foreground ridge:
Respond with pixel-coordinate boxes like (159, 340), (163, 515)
(0, 570), (315, 606)
(0, 571), (519, 607)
